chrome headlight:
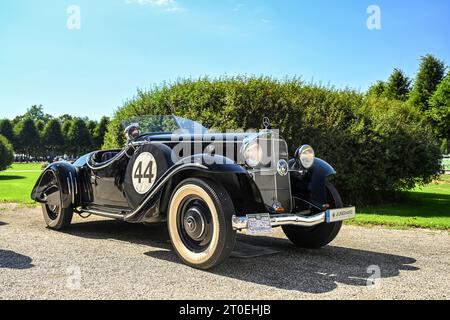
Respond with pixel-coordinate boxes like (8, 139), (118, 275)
(242, 141), (263, 167)
(295, 145), (315, 169)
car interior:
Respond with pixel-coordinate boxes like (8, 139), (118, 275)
(90, 150), (122, 166)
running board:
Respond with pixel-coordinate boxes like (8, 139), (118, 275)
(82, 209), (125, 220)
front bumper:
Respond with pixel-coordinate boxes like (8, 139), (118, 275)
(231, 207), (356, 231)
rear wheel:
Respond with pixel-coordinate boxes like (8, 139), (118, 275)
(42, 203), (73, 230)
(41, 175), (73, 230)
(282, 182), (343, 248)
(167, 178), (236, 270)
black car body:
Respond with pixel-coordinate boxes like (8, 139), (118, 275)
(31, 115), (355, 269)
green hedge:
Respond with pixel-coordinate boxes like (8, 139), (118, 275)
(0, 135), (14, 171)
(103, 76), (441, 203)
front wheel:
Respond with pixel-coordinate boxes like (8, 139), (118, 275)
(282, 182), (343, 248)
(167, 178), (236, 270)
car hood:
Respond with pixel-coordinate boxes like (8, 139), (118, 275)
(138, 132), (253, 142)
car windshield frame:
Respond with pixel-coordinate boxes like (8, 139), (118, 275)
(122, 115), (208, 135)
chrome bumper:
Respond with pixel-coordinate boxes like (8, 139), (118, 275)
(232, 212), (326, 230)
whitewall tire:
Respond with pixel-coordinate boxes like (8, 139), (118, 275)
(168, 178), (236, 270)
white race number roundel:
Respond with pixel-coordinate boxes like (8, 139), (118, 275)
(132, 152), (158, 194)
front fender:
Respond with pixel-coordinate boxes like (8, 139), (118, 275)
(31, 162), (79, 208)
(290, 158), (336, 206)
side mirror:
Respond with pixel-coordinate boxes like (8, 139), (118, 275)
(124, 123), (141, 143)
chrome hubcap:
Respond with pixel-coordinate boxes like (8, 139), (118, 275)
(177, 197), (213, 253)
(183, 207), (206, 240)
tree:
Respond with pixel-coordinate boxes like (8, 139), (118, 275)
(25, 105), (44, 120)
(93, 116), (110, 149)
(87, 120), (97, 134)
(0, 119), (14, 143)
(58, 114), (73, 123)
(0, 135), (14, 171)
(23, 104), (53, 122)
(34, 120), (46, 156)
(11, 115), (23, 126)
(384, 68), (411, 101)
(367, 80), (386, 97)
(410, 54), (446, 111)
(13, 118), (40, 156)
(67, 119), (92, 155)
(427, 73), (450, 151)
(42, 119), (65, 156)
(86, 120), (98, 149)
(61, 120), (72, 154)
(35, 120), (45, 132)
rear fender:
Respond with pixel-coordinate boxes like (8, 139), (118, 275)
(31, 162), (79, 208)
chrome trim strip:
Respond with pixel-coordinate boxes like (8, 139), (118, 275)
(74, 176), (78, 203)
(66, 177), (72, 204)
(140, 140), (244, 144)
(274, 172), (278, 204)
(73, 177), (81, 204)
(131, 138), (286, 147)
(74, 176), (78, 195)
(86, 149), (128, 171)
(69, 172), (75, 204)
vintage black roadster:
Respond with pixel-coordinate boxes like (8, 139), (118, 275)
(31, 115), (355, 269)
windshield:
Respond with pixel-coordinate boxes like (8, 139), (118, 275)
(122, 115), (208, 135)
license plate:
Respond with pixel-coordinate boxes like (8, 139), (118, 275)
(326, 207), (356, 223)
(247, 213), (272, 235)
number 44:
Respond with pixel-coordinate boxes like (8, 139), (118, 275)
(134, 161), (154, 183)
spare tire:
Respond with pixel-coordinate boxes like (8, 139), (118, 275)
(124, 143), (172, 209)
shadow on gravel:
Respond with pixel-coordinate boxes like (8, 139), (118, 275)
(67, 219), (172, 249)
(0, 221), (8, 226)
(0, 250), (34, 269)
(67, 219), (419, 294)
(0, 175), (26, 181)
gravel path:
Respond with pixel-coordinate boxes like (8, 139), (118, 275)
(0, 203), (448, 300)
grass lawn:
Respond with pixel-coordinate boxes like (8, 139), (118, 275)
(0, 163), (43, 204)
(348, 175), (450, 230)
(1, 163), (449, 230)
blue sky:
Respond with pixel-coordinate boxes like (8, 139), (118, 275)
(0, 0), (449, 120)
